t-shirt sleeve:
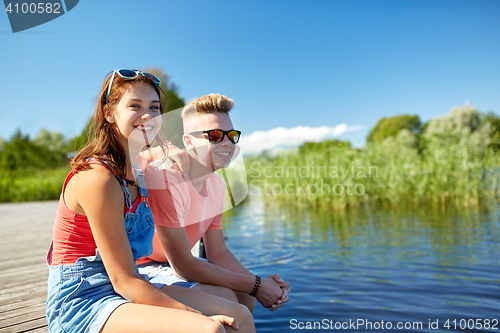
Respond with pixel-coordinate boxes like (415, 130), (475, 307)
(208, 213), (223, 230)
(148, 172), (187, 228)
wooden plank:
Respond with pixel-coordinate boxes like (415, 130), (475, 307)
(0, 201), (55, 332)
(0, 261), (47, 275)
(0, 266), (47, 280)
(0, 282), (47, 298)
(0, 248), (48, 261)
(20, 327), (49, 333)
(0, 275), (48, 293)
(0, 305), (45, 329)
(0, 286), (47, 305)
(18, 328), (48, 333)
(0, 317), (47, 332)
(0, 298), (46, 314)
(0, 304), (45, 322)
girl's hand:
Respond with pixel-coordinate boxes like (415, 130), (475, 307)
(166, 144), (190, 180)
(209, 315), (239, 330)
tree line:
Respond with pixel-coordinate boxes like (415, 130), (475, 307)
(299, 107), (500, 154)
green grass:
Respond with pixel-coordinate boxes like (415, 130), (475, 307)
(246, 138), (500, 211)
(0, 166), (70, 202)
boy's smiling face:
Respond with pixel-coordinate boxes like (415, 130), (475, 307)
(184, 110), (237, 171)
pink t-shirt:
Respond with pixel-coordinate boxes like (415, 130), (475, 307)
(136, 166), (225, 265)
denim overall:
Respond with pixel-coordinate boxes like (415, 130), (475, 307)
(46, 163), (154, 333)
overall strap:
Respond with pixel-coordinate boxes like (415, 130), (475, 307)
(133, 163), (149, 201)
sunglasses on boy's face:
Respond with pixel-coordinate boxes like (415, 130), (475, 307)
(189, 129), (241, 144)
(106, 69), (161, 104)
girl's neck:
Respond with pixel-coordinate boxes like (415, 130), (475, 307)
(123, 143), (141, 183)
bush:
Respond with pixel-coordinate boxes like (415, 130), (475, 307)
(0, 166), (69, 202)
(367, 114), (421, 144)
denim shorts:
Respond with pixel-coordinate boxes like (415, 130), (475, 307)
(46, 260), (129, 333)
(138, 261), (201, 289)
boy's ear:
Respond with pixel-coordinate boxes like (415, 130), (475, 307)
(183, 134), (194, 149)
(104, 106), (114, 123)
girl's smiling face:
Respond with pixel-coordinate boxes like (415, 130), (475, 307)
(106, 81), (162, 151)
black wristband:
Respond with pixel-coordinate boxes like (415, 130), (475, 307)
(249, 275), (261, 297)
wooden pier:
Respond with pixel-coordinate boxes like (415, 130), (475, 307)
(0, 201), (56, 332)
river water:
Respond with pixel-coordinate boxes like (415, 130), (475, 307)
(223, 196), (500, 332)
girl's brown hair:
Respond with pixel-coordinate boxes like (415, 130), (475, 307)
(71, 70), (169, 181)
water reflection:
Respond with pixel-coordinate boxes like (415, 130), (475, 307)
(223, 197), (500, 332)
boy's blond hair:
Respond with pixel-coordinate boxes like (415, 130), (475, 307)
(187, 93), (234, 114)
(182, 93), (234, 134)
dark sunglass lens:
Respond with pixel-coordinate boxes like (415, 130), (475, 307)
(208, 130), (224, 143)
(118, 69), (137, 78)
(228, 131), (240, 144)
(144, 73), (161, 84)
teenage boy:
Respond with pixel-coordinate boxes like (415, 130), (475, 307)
(138, 94), (290, 312)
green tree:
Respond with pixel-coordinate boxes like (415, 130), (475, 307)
(483, 111), (500, 151)
(34, 129), (66, 152)
(423, 107), (492, 160)
(0, 130), (64, 170)
(367, 115), (421, 144)
(424, 107), (483, 138)
(0, 137), (4, 152)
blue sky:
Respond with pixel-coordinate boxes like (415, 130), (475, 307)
(1, 0), (499, 151)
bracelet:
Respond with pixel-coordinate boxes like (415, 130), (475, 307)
(249, 275), (261, 297)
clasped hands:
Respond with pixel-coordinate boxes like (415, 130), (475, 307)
(256, 274), (290, 311)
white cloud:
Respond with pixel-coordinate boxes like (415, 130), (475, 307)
(238, 124), (362, 154)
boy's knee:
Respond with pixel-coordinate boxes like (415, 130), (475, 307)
(234, 303), (253, 322)
(204, 320), (225, 333)
(237, 292), (256, 312)
(219, 287), (238, 303)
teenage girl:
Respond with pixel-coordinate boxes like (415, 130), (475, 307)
(46, 69), (255, 333)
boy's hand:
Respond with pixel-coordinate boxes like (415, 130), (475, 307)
(255, 277), (283, 308)
(266, 274), (290, 311)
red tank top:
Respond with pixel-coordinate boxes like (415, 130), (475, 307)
(49, 161), (140, 266)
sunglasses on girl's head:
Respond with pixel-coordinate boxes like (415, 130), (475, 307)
(105, 69), (161, 104)
(190, 129), (241, 144)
